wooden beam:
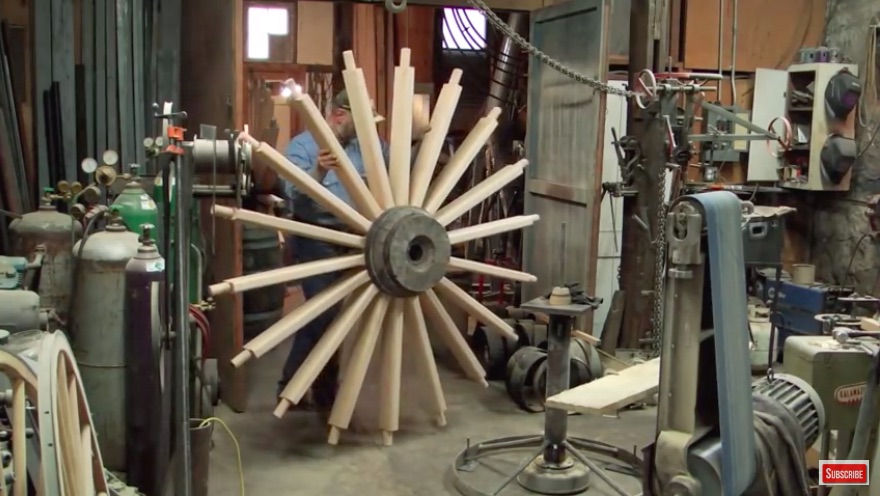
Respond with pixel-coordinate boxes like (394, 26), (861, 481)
(617, 0), (669, 350)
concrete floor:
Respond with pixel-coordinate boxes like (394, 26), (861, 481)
(207, 340), (657, 496)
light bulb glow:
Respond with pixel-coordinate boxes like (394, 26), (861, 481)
(280, 86), (292, 98)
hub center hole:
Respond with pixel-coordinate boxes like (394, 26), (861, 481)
(408, 242), (425, 262)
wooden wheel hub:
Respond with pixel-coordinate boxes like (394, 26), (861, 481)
(364, 206), (451, 297)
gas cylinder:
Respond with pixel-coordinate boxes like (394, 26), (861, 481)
(8, 193), (83, 318)
(70, 215), (140, 471)
(123, 224), (169, 493)
(111, 164), (159, 239)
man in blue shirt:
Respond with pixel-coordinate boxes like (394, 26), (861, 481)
(278, 90), (388, 409)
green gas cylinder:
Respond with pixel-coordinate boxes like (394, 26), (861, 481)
(111, 164), (159, 239)
(153, 174), (203, 304)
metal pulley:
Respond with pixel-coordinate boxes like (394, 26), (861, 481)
(505, 346), (547, 413)
(470, 319), (527, 380)
(504, 338), (602, 413)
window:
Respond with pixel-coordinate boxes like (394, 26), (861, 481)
(246, 4), (294, 62)
(441, 8), (487, 51)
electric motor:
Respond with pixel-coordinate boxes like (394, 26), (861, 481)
(752, 373), (826, 448)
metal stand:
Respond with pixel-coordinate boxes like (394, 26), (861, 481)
(452, 294), (641, 496)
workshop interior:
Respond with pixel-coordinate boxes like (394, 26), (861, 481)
(0, 0), (879, 494)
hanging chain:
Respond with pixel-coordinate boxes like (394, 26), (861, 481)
(463, 0), (635, 98)
(649, 168), (668, 358)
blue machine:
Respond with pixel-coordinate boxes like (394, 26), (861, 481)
(773, 280), (853, 357)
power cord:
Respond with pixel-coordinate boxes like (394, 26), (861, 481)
(199, 417), (245, 495)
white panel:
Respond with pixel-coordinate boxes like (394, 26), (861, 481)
(593, 80), (626, 335)
(747, 68), (788, 182)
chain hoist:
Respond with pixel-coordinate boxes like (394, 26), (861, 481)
(463, 0), (635, 98)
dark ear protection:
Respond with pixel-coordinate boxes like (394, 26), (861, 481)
(824, 69), (862, 120)
(820, 133), (857, 184)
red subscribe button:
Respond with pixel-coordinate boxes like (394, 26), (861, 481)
(819, 460), (870, 485)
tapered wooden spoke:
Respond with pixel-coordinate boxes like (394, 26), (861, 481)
(448, 257), (538, 283)
(233, 271), (371, 366)
(328, 295), (391, 444)
(389, 49), (415, 206)
(342, 51), (395, 209)
(239, 134), (371, 233)
(276, 284), (381, 417)
(11, 380), (26, 496)
(446, 214), (540, 245)
(286, 84), (382, 219)
(410, 70), (463, 207)
(419, 290), (488, 386)
(435, 159), (528, 227)
(379, 299), (405, 445)
(404, 298), (447, 426)
(209, 254), (364, 296)
(423, 107), (502, 214)
(434, 277), (517, 341)
(212, 205), (365, 249)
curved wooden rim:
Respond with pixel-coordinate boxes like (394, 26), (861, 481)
(37, 331), (109, 496)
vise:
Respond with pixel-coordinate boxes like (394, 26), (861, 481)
(773, 280), (853, 360)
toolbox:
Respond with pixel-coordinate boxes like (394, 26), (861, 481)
(772, 281), (852, 359)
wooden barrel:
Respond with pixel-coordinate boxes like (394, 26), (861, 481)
(241, 225), (286, 341)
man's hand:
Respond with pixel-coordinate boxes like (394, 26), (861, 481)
(311, 150), (338, 182)
(317, 150), (339, 170)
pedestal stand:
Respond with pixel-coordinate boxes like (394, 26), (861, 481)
(451, 293), (641, 496)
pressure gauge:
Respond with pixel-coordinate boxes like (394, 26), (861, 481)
(103, 149), (119, 166)
(81, 157), (98, 174)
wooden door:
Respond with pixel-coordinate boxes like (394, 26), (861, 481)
(522, 0), (610, 331)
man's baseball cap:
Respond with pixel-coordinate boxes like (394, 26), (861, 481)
(333, 90), (385, 123)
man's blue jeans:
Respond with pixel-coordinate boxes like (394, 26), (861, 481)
(278, 235), (343, 402)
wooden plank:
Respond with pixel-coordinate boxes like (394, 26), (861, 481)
(295, 2), (334, 66)
(545, 357), (660, 414)
(52, 0), (77, 180)
(132, 0), (145, 165)
(523, 0), (609, 334)
(30, 0), (52, 189)
(105, 0), (118, 151)
(94, 0), (106, 155)
(82, 0), (95, 161)
(606, 0), (629, 61)
(117, 0), (135, 165)
(682, 0), (825, 72)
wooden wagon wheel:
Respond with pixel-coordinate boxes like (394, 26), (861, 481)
(36, 331), (109, 496)
(0, 346), (39, 496)
(210, 48), (540, 446)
